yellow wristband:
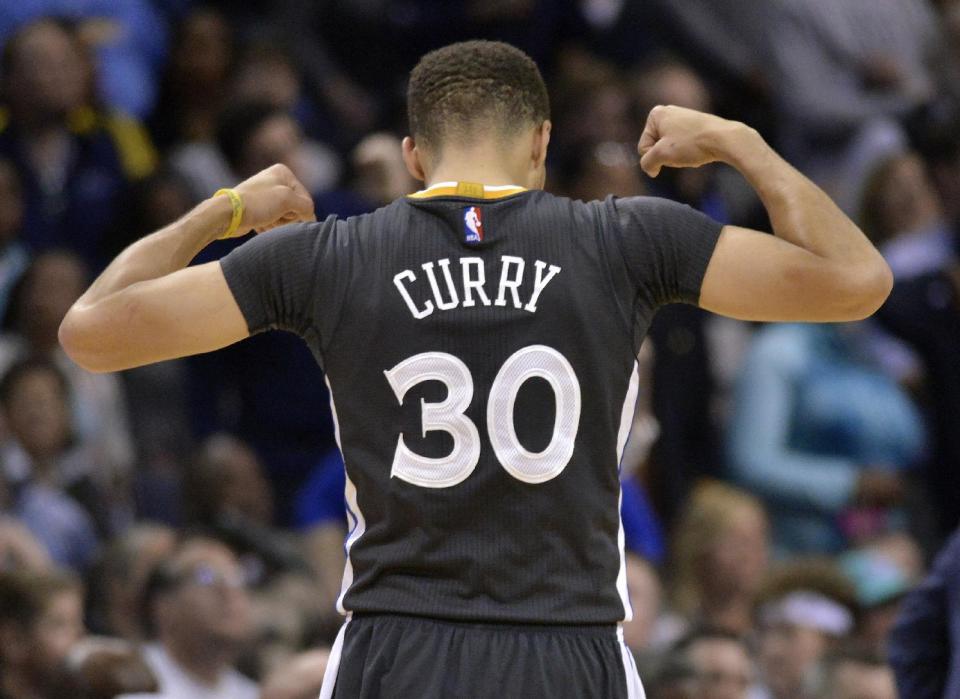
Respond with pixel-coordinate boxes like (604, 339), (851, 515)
(213, 188), (245, 239)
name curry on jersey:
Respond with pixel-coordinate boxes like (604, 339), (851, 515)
(393, 256), (562, 319)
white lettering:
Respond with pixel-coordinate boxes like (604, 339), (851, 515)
(524, 260), (562, 313)
(460, 257), (492, 308)
(422, 259), (459, 311)
(393, 269), (434, 319)
(494, 256), (525, 309)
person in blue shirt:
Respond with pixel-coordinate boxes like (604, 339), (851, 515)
(727, 322), (926, 555)
(0, 18), (155, 270)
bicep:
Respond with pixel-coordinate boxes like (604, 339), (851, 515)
(61, 262), (249, 372)
(699, 225), (868, 322)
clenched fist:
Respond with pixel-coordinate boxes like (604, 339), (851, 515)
(638, 105), (747, 178)
(231, 163), (316, 236)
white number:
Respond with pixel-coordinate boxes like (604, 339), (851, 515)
(384, 352), (481, 488)
(487, 346), (581, 483)
(385, 345), (581, 488)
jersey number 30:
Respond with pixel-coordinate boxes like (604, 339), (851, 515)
(384, 345), (581, 488)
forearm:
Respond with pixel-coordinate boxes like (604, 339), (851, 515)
(715, 126), (880, 265)
(76, 195), (231, 309)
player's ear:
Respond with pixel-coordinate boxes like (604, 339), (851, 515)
(532, 120), (551, 169)
(402, 136), (427, 183)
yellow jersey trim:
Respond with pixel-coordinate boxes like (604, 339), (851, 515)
(408, 181), (527, 200)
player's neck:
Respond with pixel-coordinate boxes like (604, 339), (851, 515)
(426, 150), (530, 189)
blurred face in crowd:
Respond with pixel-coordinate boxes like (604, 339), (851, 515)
(18, 252), (87, 350)
(172, 10), (232, 91)
(0, 160), (23, 245)
(4, 20), (86, 122)
(687, 637), (753, 699)
(241, 114), (305, 181)
(352, 133), (418, 206)
(233, 52), (301, 110)
(106, 526), (176, 641)
(3, 366), (71, 462)
(580, 82), (635, 146)
(702, 504), (769, 602)
(155, 540), (253, 652)
(872, 153), (942, 239)
(759, 622), (829, 699)
(1, 588), (84, 686)
(632, 63), (711, 115)
(31, 589), (85, 674)
(207, 438), (275, 525)
(622, 554), (661, 651)
(827, 660), (896, 699)
(568, 142), (645, 202)
(631, 61), (714, 202)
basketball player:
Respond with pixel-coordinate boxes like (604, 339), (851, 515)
(60, 41), (891, 698)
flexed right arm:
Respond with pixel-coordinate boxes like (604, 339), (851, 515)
(639, 106), (893, 322)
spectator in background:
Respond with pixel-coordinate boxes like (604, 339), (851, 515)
(920, 123), (960, 232)
(555, 139), (646, 202)
(761, 0), (939, 212)
(0, 159), (28, 323)
(85, 524), (176, 641)
(817, 647), (897, 699)
(154, 8), (236, 205)
(646, 651), (697, 699)
(0, 251), (134, 484)
(62, 635), (158, 699)
(230, 44), (327, 146)
(294, 448), (347, 618)
(0, 568), (85, 699)
(877, 258), (960, 536)
(727, 321), (926, 555)
(0, 358), (100, 569)
(142, 537), (258, 699)
(216, 100), (338, 198)
(550, 54), (635, 162)
(259, 648), (329, 699)
(622, 553), (662, 654)
(860, 151), (955, 280)
(350, 132), (417, 207)
(839, 546), (914, 654)
(0, 1), (168, 119)
(185, 434), (312, 579)
(0, 18), (155, 268)
(856, 150), (950, 389)
(671, 628), (756, 699)
(754, 560), (858, 699)
(667, 481), (770, 639)
(150, 8), (233, 151)
(889, 525), (960, 699)
(0, 517), (51, 572)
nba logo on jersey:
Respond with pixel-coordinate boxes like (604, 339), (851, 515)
(463, 206), (484, 243)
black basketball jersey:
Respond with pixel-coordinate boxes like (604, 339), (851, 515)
(220, 182), (722, 625)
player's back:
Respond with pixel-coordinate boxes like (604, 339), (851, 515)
(221, 181), (721, 626)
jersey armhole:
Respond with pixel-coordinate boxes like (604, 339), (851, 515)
(310, 215), (353, 361)
(594, 199), (645, 352)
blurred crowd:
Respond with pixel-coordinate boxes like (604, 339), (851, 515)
(1, 1), (960, 698)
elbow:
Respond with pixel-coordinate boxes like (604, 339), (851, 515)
(58, 308), (115, 374)
(832, 255), (894, 321)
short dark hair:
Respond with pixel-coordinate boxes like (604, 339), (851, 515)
(407, 40), (549, 150)
(0, 569), (80, 631)
(216, 100), (286, 172)
(673, 626), (748, 655)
